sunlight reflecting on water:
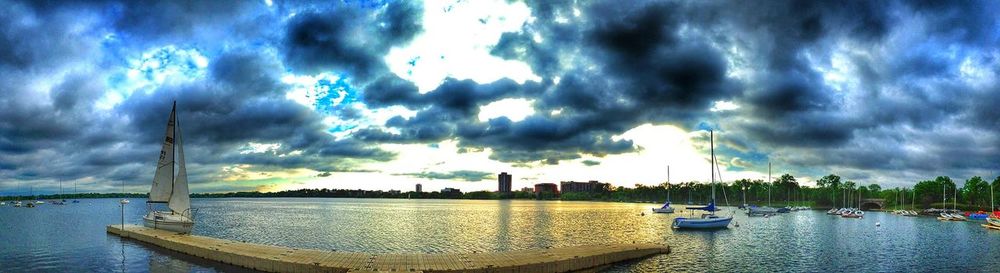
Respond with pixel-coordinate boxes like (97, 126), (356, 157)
(3, 198), (1000, 272)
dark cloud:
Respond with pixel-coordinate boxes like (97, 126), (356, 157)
(399, 170), (493, 182)
(282, 2), (423, 80)
(581, 160), (601, 166)
(3, 0), (1000, 193)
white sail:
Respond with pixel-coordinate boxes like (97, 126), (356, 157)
(168, 116), (191, 214)
(149, 105), (176, 202)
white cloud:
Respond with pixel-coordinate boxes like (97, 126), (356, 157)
(710, 100), (740, 112)
(478, 98), (535, 122)
(239, 142), (282, 154)
(384, 0), (541, 92)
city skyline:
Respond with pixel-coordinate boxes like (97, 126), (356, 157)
(2, 1), (1000, 195)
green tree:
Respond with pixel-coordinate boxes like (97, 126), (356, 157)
(962, 176), (988, 208)
(817, 174), (841, 206)
(867, 184), (881, 194)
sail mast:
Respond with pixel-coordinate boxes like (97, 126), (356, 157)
(710, 130), (715, 211)
(168, 102), (192, 215)
(768, 162), (771, 207)
(171, 101), (176, 198)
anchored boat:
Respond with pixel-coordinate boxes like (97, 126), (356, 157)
(673, 130), (732, 230)
(143, 102), (194, 234)
(653, 166), (675, 214)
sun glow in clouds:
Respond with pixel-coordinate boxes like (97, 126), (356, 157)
(384, 0), (540, 92)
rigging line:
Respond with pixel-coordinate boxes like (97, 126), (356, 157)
(714, 152), (729, 207)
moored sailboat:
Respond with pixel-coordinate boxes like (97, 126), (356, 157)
(142, 102), (194, 233)
(653, 166), (674, 214)
(673, 130), (732, 229)
(984, 173), (1000, 230)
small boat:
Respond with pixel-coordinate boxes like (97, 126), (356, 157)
(842, 210), (864, 218)
(34, 201), (44, 204)
(71, 200), (80, 203)
(938, 213), (955, 221)
(672, 130), (732, 230)
(142, 102), (195, 234)
(653, 201), (675, 213)
(777, 207), (791, 213)
(14, 201), (22, 207)
(25, 202), (35, 208)
(0, 202), (5, 206)
(748, 206), (778, 217)
(987, 216), (1000, 227)
(653, 167), (675, 214)
(826, 208), (839, 215)
(948, 213), (967, 221)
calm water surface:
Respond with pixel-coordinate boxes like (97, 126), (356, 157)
(1, 198), (999, 272)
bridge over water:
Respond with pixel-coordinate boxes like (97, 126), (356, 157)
(860, 198), (885, 210)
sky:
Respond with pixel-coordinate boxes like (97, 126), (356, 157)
(1, 0), (999, 195)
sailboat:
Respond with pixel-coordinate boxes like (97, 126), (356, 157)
(985, 173), (1000, 230)
(653, 166), (675, 214)
(748, 162), (778, 217)
(143, 102), (194, 233)
(52, 180), (66, 205)
(949, 185), (966, 221)
(673, 130), (733, 229)
(71, 181), (80, 203)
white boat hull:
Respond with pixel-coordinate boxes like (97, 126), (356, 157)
(143, 211), (194, 233)
(672, 216), (732, 229)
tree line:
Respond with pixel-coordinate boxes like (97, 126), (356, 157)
(4, 174), (999, 210)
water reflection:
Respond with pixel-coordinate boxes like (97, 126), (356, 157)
(5, 198), (1000, 272)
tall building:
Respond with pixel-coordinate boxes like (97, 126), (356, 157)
(416, 183), (422, 193)
(498, 172), (512, 193)
(560, 180), (610, 194)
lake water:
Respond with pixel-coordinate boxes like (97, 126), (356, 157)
(1, 198), (999, 272)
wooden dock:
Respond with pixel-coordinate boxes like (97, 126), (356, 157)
(108, 225), (669, 273)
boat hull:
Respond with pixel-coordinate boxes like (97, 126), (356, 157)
(143, 212), (194, 233)
(652, 207), (674, 213)
(672, 216), (732, 229)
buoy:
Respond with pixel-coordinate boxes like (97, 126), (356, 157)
(876, 222), (881, 227)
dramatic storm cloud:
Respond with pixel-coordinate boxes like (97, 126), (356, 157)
(1, 0), (998, 194)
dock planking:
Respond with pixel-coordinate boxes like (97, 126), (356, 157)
(108, 224), (669, 273)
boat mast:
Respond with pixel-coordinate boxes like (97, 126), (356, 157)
(667, 165), (670, 203)
(710, 130), (715, 214)
(170, 101), (177, 199)
(768, 162), (771, 207)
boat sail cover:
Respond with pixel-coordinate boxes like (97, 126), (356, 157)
(149, 105), (176, 203)
(688, 201), (718, 212)
(168, 117), (191, 214)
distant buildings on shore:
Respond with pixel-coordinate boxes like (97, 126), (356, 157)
(560, 180), (610, 194)
(533, 183), (558, 197)
(496, 172), (609, 199)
